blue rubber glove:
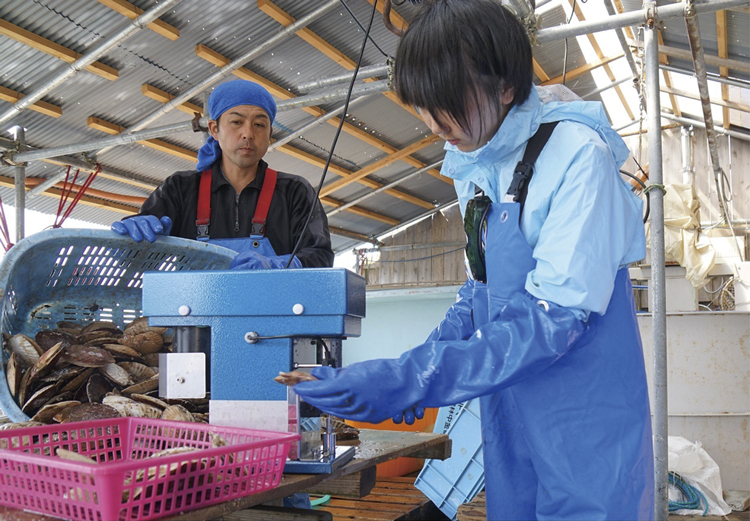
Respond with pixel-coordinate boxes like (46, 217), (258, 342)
(230, 251), (302, 270)
(293, 291), (586, 424)
(393, 406), (425, 425)
(111, 215), (172, 243)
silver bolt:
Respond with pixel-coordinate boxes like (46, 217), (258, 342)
(245, 332), (259, 344)
(178, 305), (191, 316)
(176, 377), (185, 384)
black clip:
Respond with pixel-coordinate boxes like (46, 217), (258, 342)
(507, 162), (533, 202)
(196, 222), (210, 240)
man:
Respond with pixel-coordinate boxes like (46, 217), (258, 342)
(292, 1), (654, 520)
(112, 80), (334, 270)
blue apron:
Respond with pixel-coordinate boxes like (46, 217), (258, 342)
(195, 167), (279, 256)
(476, 200), (654, 520)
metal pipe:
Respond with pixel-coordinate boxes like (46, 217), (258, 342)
(644, 10), (668, 521)
(296, 63), (390, 93)
(276, 80), (390, 112)
(327, 160), (443, 218)
(680, 125), (695, 185)
(26, 168), (69, 199)
(535, 0), (749, 44)
(0, 0), (182, 128)
(684, 1), (742, 257)
(659, 63), (750, 89)
(269, 95), (371, 152)
(14, 127), (25, 242)
(581, 75), (637, 99)
(120, 1), (340, 137)
(635, 112), (750, 141)
(603, 0), (644, 103)
(10, 119), (203, 164)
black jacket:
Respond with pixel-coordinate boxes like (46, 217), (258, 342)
(134, 160), (334, 267)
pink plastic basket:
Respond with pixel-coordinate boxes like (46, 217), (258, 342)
(0, 417), (300, 521)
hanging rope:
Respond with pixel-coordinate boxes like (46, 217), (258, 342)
(53, 164), (101, 228)
(0, 196), (14, 252)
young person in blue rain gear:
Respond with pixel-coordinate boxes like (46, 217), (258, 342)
(111, 80), (334, 270)
(112, 80), (330, 510)
(293, 1), (654, 519)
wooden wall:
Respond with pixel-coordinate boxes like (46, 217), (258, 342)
(363, 205), (467, 288)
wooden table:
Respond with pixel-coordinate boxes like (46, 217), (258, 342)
(0, 430), (451, 521)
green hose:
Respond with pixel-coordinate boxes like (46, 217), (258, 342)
(310, 494), (331, 507)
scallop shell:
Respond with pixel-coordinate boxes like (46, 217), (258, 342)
(99, 363), (134, 387)
(56, 321), (83, 333)
(25, 342), (66, 387)
(56, 448), (97, 464)
(142, 353), (161, 367)
(77, 330), (119, 345)
(5, 352), (22, 398)
(61, 402), (121, 423)
(102, 344), (144, 361)
(102, 395), (161, 418)
(121, 374), (160, 395)
(22, 384), (59, 415)
(83, 337), (124, 348)
(118, 362), (156, 383)
(64, 345), (115, 368)
(31, 400), (81, 423)
(124, 317), (167, 336)
(130, 393), (168, 410)
(40, 365), (86, 387)
(35, 330), (75, 352)
(85, 373), (113, 403)
(6, 334), (43, 367)
(80, 321), (122, 335)
(60, 367), (96, 393)
(0, 420), (46, 431)
(119, 331), (163, 355)
(160, 404), (194, 422)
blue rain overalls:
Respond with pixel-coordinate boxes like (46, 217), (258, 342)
(196, 167), (279, 256)
(195, 166), (312, 510)
(471, 126), (654, 520)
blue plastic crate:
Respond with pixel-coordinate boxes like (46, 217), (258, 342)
(415, 399), (485, 520)
(0, 229), (236, 422)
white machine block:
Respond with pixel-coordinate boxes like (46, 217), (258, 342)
(210, 400), (289, 433)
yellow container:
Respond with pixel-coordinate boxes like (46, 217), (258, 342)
(347, 408), (438, 477)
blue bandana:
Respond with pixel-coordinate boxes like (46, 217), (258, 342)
(196, 80), (277, 171)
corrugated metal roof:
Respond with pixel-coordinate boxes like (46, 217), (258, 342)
(0, 0), (748, 254)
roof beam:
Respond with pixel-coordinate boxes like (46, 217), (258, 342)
(276, 144), (435, 210)
(627, 39), (750, 73)
(321, 196), (399, 226)
(254, 1), (450, 185)
(0, 174), (138, 214)
(97, 0), (180, 41)
(0, 85), (62, 118)
(658, 30), (682, 118)
(541, 54), (624, 85)
(87, 116), (198, 162)
(661, 85), (749, 113)
(716, 9), (731, 129)
(321, 135), (441, 197)
(0, 19), (119, 81)
(566, 0), (634, 120)
(141, 84), (203, 116)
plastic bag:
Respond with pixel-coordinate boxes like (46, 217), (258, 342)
(667, 436), (732, 516)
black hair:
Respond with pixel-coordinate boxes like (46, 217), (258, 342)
(395, 0), (533, 135)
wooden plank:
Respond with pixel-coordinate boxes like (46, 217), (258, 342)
(215, 505), (333, 520)
(305, 467), (377, 499)
(141, 84), (202, 116)
(0, 19), (118, 80)
(0, 85), (62, 118)
(541, 54), (624, 86)
(97, 0), (179, 40)
(328, 497), (424, 510)
(318, 506), (401, 521)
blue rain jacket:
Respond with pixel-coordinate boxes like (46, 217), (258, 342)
(294, 86), (654, 520)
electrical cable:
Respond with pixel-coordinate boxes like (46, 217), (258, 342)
(339, 0), (391, 58)
(619, 170), (650, 223)
(562, 0), (586, 85)
(285, 0), (379, 268)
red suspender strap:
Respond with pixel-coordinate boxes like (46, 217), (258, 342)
(196, 169), (212, 240)
(250, 167), (277, 236)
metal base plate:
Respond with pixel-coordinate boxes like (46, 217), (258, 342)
(284, 445), (356, 474)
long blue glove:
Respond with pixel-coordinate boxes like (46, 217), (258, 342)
(293, 291), (586, 424)
(111, 215), (172, 243)
(230, 251), (302, 270)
